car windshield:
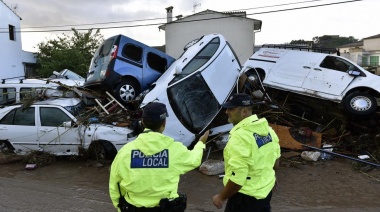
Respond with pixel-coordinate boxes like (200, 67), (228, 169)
(167, 73), (219, 133)
(63, 101), (86, 117)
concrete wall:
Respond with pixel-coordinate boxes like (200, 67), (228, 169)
(364, 37), (380, 51)
(0, 2), (36, 80)
(164, 12), (256, 64)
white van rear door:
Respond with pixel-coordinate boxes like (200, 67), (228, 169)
(266, 51), (323, 89)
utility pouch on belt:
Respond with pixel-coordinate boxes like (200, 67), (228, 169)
(159, 193), (187, 212)
(118, 183), (129, 212)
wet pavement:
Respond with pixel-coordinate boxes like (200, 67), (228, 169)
(1, 156), (380, 212)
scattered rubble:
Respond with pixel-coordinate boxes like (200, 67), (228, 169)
(1, 75), (379, 170)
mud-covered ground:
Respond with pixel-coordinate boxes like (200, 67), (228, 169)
(0, 154), (379, 212)
(1, 88), (379, 212)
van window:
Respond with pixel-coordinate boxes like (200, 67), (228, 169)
(320, 56), (352, 72)
(147, 52), (168, 74)
(123, 44), (143, 62)
(0, 87), (16, 105)
(98, 38), (115, 58)
(20, 87), (40, 101)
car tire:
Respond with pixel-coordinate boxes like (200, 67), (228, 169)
(114, 79), (140, 104)
(88, 140), (117, 161)
(246, 70), (264, 84)
(0, 141), (13, 153)
(342, 92), (377, 116)
(242, 69), (265, 97)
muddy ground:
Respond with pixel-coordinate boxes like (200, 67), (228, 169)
(1, 88), (380, 211)
(0, 152), (379, 212)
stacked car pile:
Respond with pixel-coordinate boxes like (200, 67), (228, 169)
(1, 34), (379, 163)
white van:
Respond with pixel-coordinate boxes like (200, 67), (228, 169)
(241, 45), (380, 117)
(0, 79), (77, 106)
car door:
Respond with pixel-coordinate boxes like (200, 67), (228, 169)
(0, 106), (39, 154)
(36, 105), (82, 155)
(302, 55), (356, 97)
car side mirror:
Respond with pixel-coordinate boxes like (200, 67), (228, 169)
(63, 120), (76, 128)
(175, 65), (182, 74)
(348, 70), (361, 76)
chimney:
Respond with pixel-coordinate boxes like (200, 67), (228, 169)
(165, 6), (173, 23)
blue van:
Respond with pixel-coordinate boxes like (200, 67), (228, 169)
(84, 35), (175, 104)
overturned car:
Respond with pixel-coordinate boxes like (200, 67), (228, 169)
(140, 33), (241, 146)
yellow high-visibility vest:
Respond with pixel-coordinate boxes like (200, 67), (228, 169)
(109, 130), (205, 209)
(223, 115), (281, 199)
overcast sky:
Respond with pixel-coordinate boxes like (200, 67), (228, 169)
(3, 0), (379, 52)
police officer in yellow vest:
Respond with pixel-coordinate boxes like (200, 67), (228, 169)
(212, 93), (281, 212)
(109, 102), (209, 212)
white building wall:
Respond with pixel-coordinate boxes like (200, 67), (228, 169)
(164, 13), (255, 64)
(364, 38), (380, 51)
(0, 2), (35, 80)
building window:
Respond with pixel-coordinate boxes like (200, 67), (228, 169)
(9, 25), (15, 41)
(369, 56), (379, 66)
(362, 57), (368, 66)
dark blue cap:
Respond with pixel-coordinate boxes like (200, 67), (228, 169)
(221, 93), (254, 109)
(142, 102), (168, 120)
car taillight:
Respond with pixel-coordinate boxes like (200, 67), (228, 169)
(110, 45), (118, 59)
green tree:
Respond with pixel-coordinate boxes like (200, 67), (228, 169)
(289, 39), (309, 45)
(312, 35), (358, 48)
(35, 28), (104, 77)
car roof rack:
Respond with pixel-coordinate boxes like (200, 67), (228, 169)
(1, 76), (25, 84)
(261, 44), (338, 54)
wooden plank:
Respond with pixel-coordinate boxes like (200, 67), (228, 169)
(269, 124), (322, 150)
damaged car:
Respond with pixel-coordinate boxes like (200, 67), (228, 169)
(84, 34), (175, 104)
(140, 33), (241, 146)
(241, 45), (380, 117)
(0, 33), (241, 158)
(0, 98), (132, 159)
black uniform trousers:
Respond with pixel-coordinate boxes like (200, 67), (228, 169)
(224, 191), (272, 212)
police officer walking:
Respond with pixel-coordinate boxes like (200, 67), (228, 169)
(109, 102), (209, 212)
(212, 93), (281, 212)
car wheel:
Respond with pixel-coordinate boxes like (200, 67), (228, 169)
(88, 140), (117, 161)
(242, 70), (265, 97)
(343, 92), (377, 116)
(115, 80), (140, 104)
(0, 141), (13, 153)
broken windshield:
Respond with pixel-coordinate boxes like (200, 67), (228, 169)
(167, 73), (219, 133)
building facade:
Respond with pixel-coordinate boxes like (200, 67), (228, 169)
(159, 8), (262, 64)
(338, 34), (380, 75)
(0, 0), (36, 80)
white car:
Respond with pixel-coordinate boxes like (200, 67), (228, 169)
(241, 45), (380, 116)
(0, 98), (132, 158)
(141, 33), (241, 146)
